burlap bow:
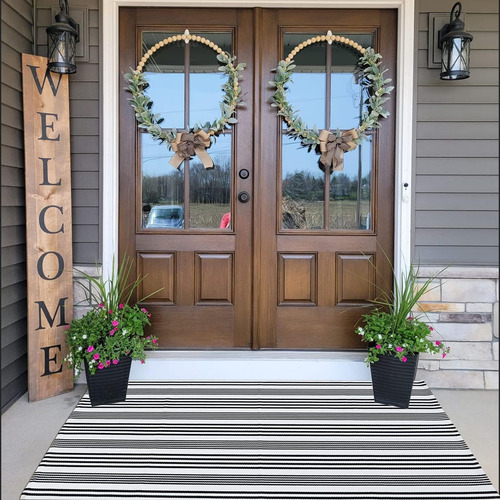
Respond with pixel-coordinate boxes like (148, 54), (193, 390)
(169, 130), (214, 169)
(318, 129), (358, 173)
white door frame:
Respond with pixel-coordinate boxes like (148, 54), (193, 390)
(101, 0), (414, 286)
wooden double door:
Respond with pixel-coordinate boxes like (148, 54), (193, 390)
(119, 7), (396, 350)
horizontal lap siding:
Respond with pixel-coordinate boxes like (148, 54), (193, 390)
(36, 0), (100, 264)
(415, 1), (499, 266)
(1, 0), (33, 412)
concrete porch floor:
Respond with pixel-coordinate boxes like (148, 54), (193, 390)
(1, 384), (498, 500)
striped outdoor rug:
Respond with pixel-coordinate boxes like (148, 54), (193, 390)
(21, 381), (500, 500)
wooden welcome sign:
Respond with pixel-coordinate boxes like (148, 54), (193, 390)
(22, 54), (74, 401)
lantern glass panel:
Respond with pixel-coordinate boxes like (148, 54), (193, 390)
(48, 29), (77, 73)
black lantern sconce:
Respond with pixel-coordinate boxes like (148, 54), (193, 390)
(437, 2), (473, 80)
(46, 0), (80, 74)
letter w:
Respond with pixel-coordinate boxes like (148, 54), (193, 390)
(27, 65), (63, 96)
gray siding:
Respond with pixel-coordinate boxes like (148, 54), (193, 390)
(35, 0), (101, 264)
(1, 0), (33, 411)
(415, 0), (499, 266)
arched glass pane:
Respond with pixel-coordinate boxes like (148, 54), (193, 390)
(330, 33), (374, 130)
(282, 33), (326, 130)
(141, 32), (185, 129)
(282, 135), (324, 230)
(329, 135), (372, 230)
(190, 33), (232, 127)
(141, 133), (185, 229)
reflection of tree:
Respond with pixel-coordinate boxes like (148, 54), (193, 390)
(282, 170), (371, 203)
(142, 156), (231, 205)
(282, 171), (324, 202)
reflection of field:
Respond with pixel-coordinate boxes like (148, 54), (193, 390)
(286, 200), (370, 230)
(190, 203), (230, 229)
(144, 200), (370, 230)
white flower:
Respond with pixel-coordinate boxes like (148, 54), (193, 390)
(377, 334), (382, 339)
(420, 338), (424, 342)
(388, 343), (392, 348)
(78, 346), (82, 351)
(82, 335), (87, 339)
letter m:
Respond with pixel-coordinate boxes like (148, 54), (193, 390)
(35, 298), (68, 330)
(27, 65), (63, 97)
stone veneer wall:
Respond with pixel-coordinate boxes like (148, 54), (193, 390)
(416, 267), (499, 390)
(72, 265), (499, 390)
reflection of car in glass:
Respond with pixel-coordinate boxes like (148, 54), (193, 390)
(145, 205), (184, 229)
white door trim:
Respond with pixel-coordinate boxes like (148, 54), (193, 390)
(101, 0), (415, 288)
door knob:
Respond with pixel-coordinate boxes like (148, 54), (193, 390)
(238, 191), (250, 203)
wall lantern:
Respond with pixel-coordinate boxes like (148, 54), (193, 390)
(437, 2), (473, 80)
(46, 0), (80, 74)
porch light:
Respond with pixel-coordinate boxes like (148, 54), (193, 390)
(438, 2), (473, 80)
(46, 0), (79, 74)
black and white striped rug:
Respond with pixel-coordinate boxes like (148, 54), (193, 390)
(21, 381), (500, 499)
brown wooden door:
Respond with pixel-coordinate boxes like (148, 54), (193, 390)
(119, 7), (396, 350)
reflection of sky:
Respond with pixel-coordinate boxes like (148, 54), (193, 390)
(143, 64), (368, 182)
(141, 132), (232, 178)
(287, 73), (362, 131)
(282, 135), (372, 180)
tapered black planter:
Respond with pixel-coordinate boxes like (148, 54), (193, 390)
(370, 353), (419, 408)
(84, 355), (132, 406)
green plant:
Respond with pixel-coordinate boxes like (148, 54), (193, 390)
(64, 256), (160, 378)
(357, 261), (450, 365)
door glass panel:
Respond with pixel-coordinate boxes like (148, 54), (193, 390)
(282, 136), (324, 230)
(141, 133), (185, 229)
(329, 135), (372, 230)
(189, 134), (232, 229)
(330, 34), (374, 130)
(140, 31), (233, 230)
(280, 31), (375, 231)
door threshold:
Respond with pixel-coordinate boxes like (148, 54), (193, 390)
(126, 350), (371, 382)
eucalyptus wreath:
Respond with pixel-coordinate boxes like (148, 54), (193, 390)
(270, 36), (394, 171)
(124, 32), (245, 168)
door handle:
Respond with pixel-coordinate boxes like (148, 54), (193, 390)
(238, 191), (250, 203)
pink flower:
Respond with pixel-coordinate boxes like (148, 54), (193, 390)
(119, 303), (124, 309)
(87, 346), (94, 352)
(396, 346), (403, 352)
(112, 359), (119, 365)
(140, 359), (145, 364)
(112, 320), (119, 327)
(126, 350), (130, 354)
(429, 326), (434, 331)
(148, 313), (152, 318)
(98, 303), (104, 308)
(64, 325), (69, 330)
(109, 330), (115, 336)
(435, 341), (441, 346)
(93, 353), (100, 360)
(97, 363), (104, 370)
(442, 353), (447, 358)
(141, 308), (147, 314)
(146, 336), (150, 340)
(408, 316), (413, 320)
(402, 356), (407, 363)
(106, 360), (111, 366)
(108, 309), (113, 314)
(152, 338), (158, 344)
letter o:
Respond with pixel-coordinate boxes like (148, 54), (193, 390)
(37, 251), (64, 281)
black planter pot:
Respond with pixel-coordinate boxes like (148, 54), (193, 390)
(84, 355), (132, 406)
(370, 353), (419, 408)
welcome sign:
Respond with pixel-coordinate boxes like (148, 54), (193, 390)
(22, 54), (73, 401)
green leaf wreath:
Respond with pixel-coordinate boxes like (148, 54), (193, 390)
(124, 33), (245, 167)
(270, 36), (394, 171)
